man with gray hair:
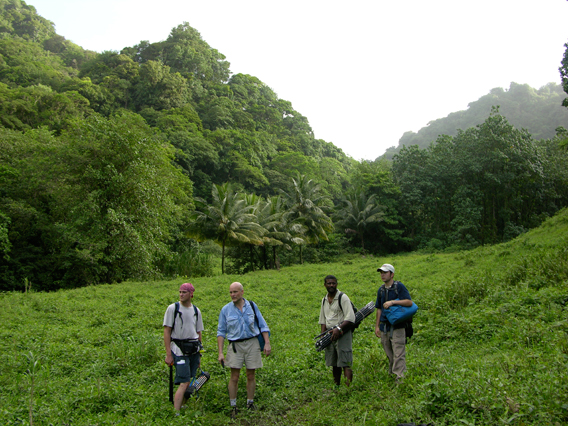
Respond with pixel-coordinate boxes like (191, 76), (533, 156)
(375, 264), (413, 383)
(217, 282), (271, 419)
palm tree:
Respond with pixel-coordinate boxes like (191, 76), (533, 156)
(336, 190), (384, 252)
(241, 192), (264, 272)
(188, 183), (265, 274)
(279, 174), (333, 263)
(256, 195), (305, 269)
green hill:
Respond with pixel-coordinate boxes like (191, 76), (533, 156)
(1, 208), (567, 425)
(384, 82), (568, 159)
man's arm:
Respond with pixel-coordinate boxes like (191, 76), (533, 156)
(164, 326), (174, 365)
(331, 295), (356, 341)
(383, 299), (412, 309)
(217, 335), (225, 365)
(374, 308), (382, 338)
(261, 331), (271, 355)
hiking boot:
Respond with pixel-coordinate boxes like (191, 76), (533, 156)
(247, 402), (257, 411)
(230, 406), (239, 419)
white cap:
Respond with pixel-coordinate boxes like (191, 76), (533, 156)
(377, 263), (395, 273)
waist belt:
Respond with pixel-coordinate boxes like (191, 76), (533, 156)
(228, 336), (256, 353)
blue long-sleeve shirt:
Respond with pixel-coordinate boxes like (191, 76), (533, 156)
(217, 299), (269, 341)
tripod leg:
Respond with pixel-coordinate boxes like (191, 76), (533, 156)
(169, 364), (174, 403)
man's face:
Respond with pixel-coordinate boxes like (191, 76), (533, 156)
(324, 278), (338, 295)
(229, 284), (244, 304)
(179, 290), (192, 303)
(379, 270), (393, 283)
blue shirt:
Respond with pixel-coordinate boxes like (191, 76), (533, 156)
(217, 299), (269, 341)
(375, 281), (412, 330)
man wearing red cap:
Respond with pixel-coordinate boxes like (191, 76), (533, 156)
(163, 283), (204, 415)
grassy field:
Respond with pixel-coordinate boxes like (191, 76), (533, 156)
(1, 209), (567, 425)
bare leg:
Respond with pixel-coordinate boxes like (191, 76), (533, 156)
(174, 382), (189, 411)
(245, 369), (256, 400)
(229, 368), (240, 399)
(343, 367), (353, 386)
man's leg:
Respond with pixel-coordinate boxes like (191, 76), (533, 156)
(336, 331), (353, 386)
(380, 330), (395, 375)
(391, 328), (407, 379)
(174, 382), (189, 411)
(245, 368), (256, 400)
(343, 367), (353, 386)
(229, 368), (240, 399)
(332, 366), (342, 385)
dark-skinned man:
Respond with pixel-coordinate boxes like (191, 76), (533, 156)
(318, 275), (356, 386)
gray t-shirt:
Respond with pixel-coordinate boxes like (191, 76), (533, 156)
(163, 303), (204, 356)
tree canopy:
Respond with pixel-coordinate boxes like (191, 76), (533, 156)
(1, 2), (568, 289)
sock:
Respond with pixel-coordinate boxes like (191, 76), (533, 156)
(230, 399), (237, 407)
(247, 399), (254, 405)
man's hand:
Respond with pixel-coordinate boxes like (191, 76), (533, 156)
(263, 342), (271, 356)
(165, 354), (174, 366)
(331, 327), (343, 342)
(374, 326), (381, 338)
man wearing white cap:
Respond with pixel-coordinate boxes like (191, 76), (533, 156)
(374, 264), (413, 383)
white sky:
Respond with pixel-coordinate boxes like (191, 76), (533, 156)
(28, 0), (568, 161)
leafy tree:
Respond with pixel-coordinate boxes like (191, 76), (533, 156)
(0, 38), (74, 90)
(132, 60), (190, 111)
(279, 174), (333, 263)
(560, 41), (568, 107)
(335, 190), (384, 252)
(0, 0), (56, 43)
(0, 210), (9, 259)
(0, 82), (90, 133)
(54, 112), (192, 285)
(0, 127), (68, 290)
(189, 183), (265, 274)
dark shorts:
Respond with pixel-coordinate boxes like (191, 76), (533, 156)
(173, 352), (200, 384)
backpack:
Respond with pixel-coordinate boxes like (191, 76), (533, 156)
(322, 291), (360, 331)
(378, 281), (414, 340)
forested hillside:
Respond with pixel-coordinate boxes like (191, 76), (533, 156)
(384, 82), (568, 158)
(1, 0), (568, 291)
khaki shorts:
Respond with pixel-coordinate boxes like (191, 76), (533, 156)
(324, 331), (353, 368)
(226, 337), (263, 370)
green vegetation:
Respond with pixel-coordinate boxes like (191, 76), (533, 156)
(1, 1), (568, 291)
(1, 208), (567, 425)
(389, 82), (568, 156)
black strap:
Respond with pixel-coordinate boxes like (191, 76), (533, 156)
(171, 302), (198, 332)
(379, 282), (399, 305)
(250, 300), (261, 333)
(229, 300), (260, 353)
(321, 291), (345, 310)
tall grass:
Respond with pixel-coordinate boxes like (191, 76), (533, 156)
(0, 209), (567, 425)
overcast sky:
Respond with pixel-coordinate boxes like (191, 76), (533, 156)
(28, 0), (568, 161)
